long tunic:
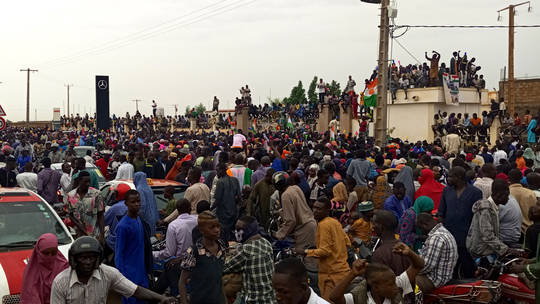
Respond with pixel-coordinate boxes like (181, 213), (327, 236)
(527, 119), (537, 143)
(215, 176), (241, 241)
(115, 216), (148, 304)
(307, 217), (351, 300)
(275, 185), (317, 249)
(247, 180), (275, 229)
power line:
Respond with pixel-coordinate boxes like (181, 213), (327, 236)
(393, 38), (421, 65)
(40, 0), (257, 69)
(393, 24), (540, 29)
(38, 0), (230, 68)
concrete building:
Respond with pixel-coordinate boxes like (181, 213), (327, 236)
(385, 87), (490, 143)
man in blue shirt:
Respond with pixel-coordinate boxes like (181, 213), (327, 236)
(384, 182), (412, 220)
(438, 166), (482, 278)
(115, 190), (151, 304)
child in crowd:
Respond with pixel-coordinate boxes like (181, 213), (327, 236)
(347, 201), (375, 244)
(179, 211), (226, 304)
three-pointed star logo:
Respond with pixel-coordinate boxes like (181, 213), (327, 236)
(97, 79), (108, 90)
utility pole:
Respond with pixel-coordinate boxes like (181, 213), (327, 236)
(498, 1), (531, 116)
(65, 84), (73, 117)
(20, 68), (38, 125)
(374, 0), (390, 146)
(132, 99), (142, 112)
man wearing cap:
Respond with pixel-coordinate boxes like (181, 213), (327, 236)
(51, 236), (176, 304)
(347, 201), (374, 244)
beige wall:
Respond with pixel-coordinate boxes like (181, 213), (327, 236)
(387, 103), (431, 142)
(384, 87), (489, 142)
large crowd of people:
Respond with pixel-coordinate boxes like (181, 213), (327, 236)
(388, 50), (486, 101)
(3, 101), (540, 303)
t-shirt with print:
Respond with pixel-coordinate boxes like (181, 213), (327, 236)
(67, 187), (104, 237)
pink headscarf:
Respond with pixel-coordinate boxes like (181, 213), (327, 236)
(20, 233), (69, 304)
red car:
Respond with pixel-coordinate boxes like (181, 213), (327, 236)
(0, 188), (73, 303)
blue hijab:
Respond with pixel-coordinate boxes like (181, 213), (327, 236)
(134, 172), (158, 236)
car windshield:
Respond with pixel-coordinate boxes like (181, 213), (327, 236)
(152, 186), (185, 211)
(101, 184), (186, 210)
(0, 201), (70, 250)
(89, 168), (106, 185)
(75, 147), (95, 158)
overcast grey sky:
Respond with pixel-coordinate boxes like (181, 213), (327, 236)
(1, 0), (539, 121)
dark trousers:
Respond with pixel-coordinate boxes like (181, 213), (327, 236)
(154, 267), (181, 296)
(319, 93), (325, 104)
(454, 246), (476, 279)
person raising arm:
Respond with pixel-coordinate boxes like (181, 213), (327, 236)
(329, 242), (424, 304)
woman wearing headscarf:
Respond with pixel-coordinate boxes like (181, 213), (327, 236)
(307, 164), (319, 188)
(394, 165), (415, 201)
(20, 233), (69, 304)
(524, 147), (536, 168)
(399, 196), (434, 251)
(527, 116), (538, 144)
(414, 168), (444, 212)
(372, 175), (392, 209)
(134, 171), (159, 236)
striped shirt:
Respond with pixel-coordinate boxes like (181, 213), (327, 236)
(50, 264), (137, 304)
(419, 223), (458, 288)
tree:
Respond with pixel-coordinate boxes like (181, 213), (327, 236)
(328, 80), (341, 96)
(267, 97), (284, 105)
(287, 81), (306, 105)
(307, 76), (318, 103)
(185, 106), (192, 116)
(195, 103), (206, 115)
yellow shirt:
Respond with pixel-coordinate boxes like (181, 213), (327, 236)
(307, 217), (351, 274)
(348, 218), (372, 244)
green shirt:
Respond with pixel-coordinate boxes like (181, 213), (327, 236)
(164, 198), (177, 216)
(71, 169), (100, 189)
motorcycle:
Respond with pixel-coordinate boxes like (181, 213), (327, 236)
(273, 240), (320, 296)
(423, 279), (502, 304)
(475, 250), (535, 304)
